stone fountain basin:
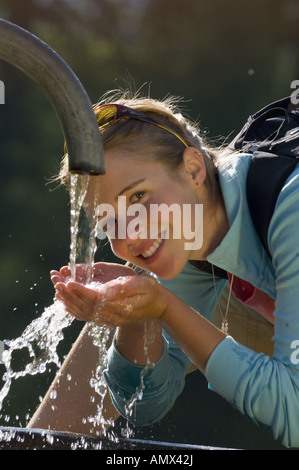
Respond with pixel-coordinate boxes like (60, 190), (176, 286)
(0, 426), (225, 450)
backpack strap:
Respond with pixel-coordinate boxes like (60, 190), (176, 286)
(189, 260), (228, 279)
(246, 152), (298, 258)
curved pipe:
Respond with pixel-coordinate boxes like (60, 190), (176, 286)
(0, 19), (105, 175)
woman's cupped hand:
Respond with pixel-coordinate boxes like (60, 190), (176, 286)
(51, 262), (167, 327)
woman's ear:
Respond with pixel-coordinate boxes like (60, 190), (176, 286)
(182, 147), (206, 188)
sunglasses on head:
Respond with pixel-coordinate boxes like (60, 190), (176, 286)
(94, 103), (188, 148)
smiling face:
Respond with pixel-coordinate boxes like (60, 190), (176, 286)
(86, 146), (219, 280)
(59, 97), (228, 279)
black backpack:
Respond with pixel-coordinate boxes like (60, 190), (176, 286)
(190, 94), (299, 278)
(231, 95), (299, 258)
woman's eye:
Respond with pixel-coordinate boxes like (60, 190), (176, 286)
(131, 191), (145, 203)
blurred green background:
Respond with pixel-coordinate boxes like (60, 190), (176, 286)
(0, 0), (298, 450)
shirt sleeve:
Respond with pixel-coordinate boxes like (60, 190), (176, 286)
(104, 332), (191, 426)
(206, 169), (299, 448)
(104, 265), (226, 426)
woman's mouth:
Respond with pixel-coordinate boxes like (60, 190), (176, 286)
(140, 238), (163, 258)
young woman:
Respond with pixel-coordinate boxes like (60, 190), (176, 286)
(28, 91), (299, 448)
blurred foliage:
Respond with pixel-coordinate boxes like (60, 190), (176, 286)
(0, 0), (298, 449)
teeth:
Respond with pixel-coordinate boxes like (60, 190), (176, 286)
(141, 238), (162, 258)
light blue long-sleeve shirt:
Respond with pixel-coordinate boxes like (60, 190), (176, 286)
(104, 153), (299, 448)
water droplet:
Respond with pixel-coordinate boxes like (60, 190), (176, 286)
(45, 433), (54, 445)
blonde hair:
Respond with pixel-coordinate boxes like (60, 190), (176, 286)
(59, 89), (223, 206)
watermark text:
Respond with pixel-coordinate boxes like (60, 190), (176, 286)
(0, 340), (4, 364)
(290, 80), (299, 104)
(291, 340), (299, 365)
(0, 80), (4, 104)
(95, 196), (203, 250)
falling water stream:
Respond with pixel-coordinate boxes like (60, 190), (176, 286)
(0, 174), (155, 446)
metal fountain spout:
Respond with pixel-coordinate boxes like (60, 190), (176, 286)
(0, 19), (105, 175)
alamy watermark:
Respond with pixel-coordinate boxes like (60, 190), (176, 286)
(0, 340), (4, 364)
(291, 340), (299, 365)
(95, 196), (203, 250)
(291, 80), (299, 104)
(0, 80), (4, 104)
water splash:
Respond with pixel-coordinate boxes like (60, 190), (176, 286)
(0, 173), (156, 442)
(0, 300), (73, 412)
(68, 174), (117, 436)
(121, 320), (156, 438)
(0, 173), (98, 426)
(87, 320), (114, 434)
